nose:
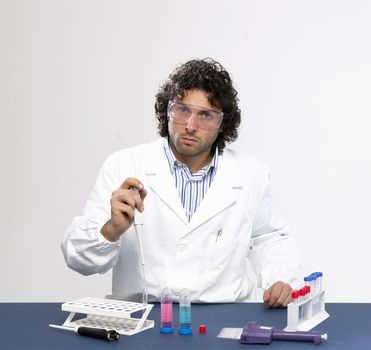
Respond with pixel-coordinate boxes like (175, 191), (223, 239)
(185, 115), (197, 132)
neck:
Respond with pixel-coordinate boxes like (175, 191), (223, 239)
(169, 142), (213, 174)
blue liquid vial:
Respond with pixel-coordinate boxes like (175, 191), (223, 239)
(160, 288), (174, 334)
(179, 289), (192, 335)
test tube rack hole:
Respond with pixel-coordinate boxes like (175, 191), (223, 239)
(58, 297), (154, 336)
(285, 290), (329, 332)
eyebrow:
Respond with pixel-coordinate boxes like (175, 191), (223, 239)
(175, 102), (222, 113)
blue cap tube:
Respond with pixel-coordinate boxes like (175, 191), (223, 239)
(179, 289), (192, 335)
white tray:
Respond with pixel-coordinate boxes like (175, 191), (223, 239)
(56, 297), (154, 336)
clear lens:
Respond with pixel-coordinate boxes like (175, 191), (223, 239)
(168, 102), (223, 129)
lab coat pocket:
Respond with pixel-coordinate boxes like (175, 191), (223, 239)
(206, 227), (246, 283)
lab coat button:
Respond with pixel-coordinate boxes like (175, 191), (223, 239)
(178, 244), (187, 253)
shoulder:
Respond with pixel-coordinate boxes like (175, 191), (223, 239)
(105, 139), (162, 164)
(222, 147), (270, 179)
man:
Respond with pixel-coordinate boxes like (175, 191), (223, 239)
(62, 58), (301, 307)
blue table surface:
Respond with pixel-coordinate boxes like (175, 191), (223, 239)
(0, 302), (370, 350)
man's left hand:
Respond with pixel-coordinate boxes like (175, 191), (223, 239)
(263, 281), (293, 308)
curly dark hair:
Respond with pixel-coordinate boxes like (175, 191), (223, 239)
(155, 58), (241, 153)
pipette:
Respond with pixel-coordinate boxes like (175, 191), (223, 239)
(132, 187), (148, 306)
(240, 321), (327, 345)
(49, 324), (120, 341)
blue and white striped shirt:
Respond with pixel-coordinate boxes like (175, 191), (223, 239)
(163, 138), (219, 221)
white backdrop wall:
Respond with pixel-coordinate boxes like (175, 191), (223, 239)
(1, 0), (370, 302)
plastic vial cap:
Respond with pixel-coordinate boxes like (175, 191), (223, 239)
(160, 326), (174, 334)
(199, 325), (206, 334)
(291, 290), (299, 299)
(179, 328), (192, 335)
(306, 286), (311, 293)
(179, 289), (191, 306)
(304, 276), (311, 282)
(161, 288), (172, 300)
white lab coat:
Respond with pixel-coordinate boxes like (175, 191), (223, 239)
(62, 138), (301, 302)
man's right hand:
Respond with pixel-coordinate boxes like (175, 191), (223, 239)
(101, 177), (147, 242)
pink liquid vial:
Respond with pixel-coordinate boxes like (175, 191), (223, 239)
(160, 288), (174, 334)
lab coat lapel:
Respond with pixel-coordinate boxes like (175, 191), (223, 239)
(185, 152), (242, 234)
(143, 141), (188, 224)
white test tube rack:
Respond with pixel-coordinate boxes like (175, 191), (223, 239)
(53, 297), (154, 336)
(285, 290), (329, 332)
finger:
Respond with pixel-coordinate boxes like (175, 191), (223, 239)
(110, 203), (136, 230)
(267, 285), (285, 308)
(129, 187), (147, 212)
(274, 289), (289, 308)
(268, 291), (280, 308)
(112, 190), (136, 209)
(118, 178), (147, 209)
(119, 177), (145, 192)
(263, 289), (270, 303)
(113, 202), (135, 221)
(263, 289), (273, 308)
(278, 285), (293, 307)
(282, 293), (292, 307)
(139, 187), (147, 200)
(132, 185), (147, 203)
(272, 284), (292, 308)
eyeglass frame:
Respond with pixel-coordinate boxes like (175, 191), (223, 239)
(167, 101), (224, 130)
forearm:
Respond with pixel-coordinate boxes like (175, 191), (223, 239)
(249, 172), (302, 290)
(249, 231), (302, 290)
(100, 220), (122, 242)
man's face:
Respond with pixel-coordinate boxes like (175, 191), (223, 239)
(167, 89), (222, 166)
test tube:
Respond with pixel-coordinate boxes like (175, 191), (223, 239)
(315, 272), (323, 293)
(291, 290), (299, 322)
(304, 286), (311, 319)
(142, 286), (148, 315)
(304, 276), (311, 298)
(179, 289), (192, 335)
(310, 273), (318, 295)
(304, 275), (313, 292)
(314, 272), (323, 312)
(291, 290), (299, 305)
(160, 288), (174, 334)
(301, 287), (308, 301)
(298, 288), (307, 323)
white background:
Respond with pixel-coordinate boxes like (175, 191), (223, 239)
(1, 0), (370, 302)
